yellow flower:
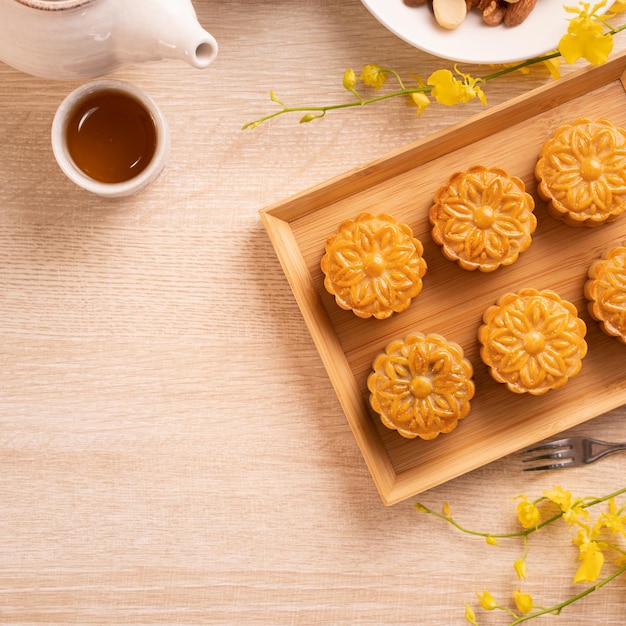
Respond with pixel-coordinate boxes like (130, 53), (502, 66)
(427, 67), (485, 107)
(514, 558), (527, 580)
(360, 64), (387, 90)
(542, 56), (561, 79)
(485, 535), (498, 546)
(513, 590), (534, 614)
(343, 68), (357, 91)
(574, 544), (605, 583)
(409, 92), (430, 116)
(516, 496), (541, 529)
(427, 69), (470, 106)
(573, 528), (606, 583)
(464, 603), (479, 625)
(476, 589), (497, 611)
(558, 2), (614, 65)
(543, 486), (588, 525)
(543, 485), (570, 507)
(455, 67), (487, 105)
(596, 497), (626, 536)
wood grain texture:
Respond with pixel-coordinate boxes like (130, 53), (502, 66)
(0, 0), (625, 624)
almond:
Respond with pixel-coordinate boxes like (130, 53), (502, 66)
(504, 0), (537, 26)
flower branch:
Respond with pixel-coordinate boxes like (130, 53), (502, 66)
(415, 485), (626, 624)
(243, 1), (626, 130)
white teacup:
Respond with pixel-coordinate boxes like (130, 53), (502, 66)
(51, 79), (171, 198)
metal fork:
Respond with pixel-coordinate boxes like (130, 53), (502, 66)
(521, 436), (626, 471)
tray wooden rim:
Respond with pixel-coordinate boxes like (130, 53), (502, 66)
(260, 51), (626, 505)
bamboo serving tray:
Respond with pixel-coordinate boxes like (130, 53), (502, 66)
(260, 51), (626, 506)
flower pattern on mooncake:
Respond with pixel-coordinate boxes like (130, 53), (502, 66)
(585, 244), (626, 344)
(478, 288), (587, 395)
(535, 118), (626, 227)
(367, 332), (474, 440)
(429, 165), (536, 272)
(321, 213), (427, 319)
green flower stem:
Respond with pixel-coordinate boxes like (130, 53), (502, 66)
(415, 486), (626, 540)
(414, 502), (560, 540)
(581, 485), (626, 507)
(506, 563), (626, 625)
(480, 51), (562, 82)
(381, 67), (407, 90)
(242, 88), (426, 129)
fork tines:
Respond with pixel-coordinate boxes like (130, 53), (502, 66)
(521, 439), (576, 471)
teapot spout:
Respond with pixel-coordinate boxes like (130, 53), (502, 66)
(171, 21), (218, 70)
(117, 0), (218, 70)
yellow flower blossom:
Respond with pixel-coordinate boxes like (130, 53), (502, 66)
(342, 68), (357, 91)
(573, 528), (606, 583)
(455, 67), (487, 105)
(485, 535), (498, 546)
(513, 590), (534, 614)
(543, 486), (588, 525)
(409, 92), (430, 116)
(574, 544), (605, 583)
(359, 64), (387, 90)
(542, 56), (561, 79)
(427, 67), (485, 107)
(464, 603), (479, 625)
(476, 589), (497, 611)
(427, 69), (470, 106)
(514, 558), (527, 580)
(596, 497), (626, 536)
(558, 2), (614, 65)
(516, 496), (541, 529)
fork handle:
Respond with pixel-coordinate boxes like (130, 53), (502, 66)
(586, 440), (626, 464)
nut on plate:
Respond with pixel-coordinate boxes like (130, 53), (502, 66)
(433, 0), (468, 29)
(425, 0), (538, 29)
(504, 0), (537, 26)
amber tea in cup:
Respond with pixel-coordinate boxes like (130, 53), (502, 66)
(65, 89), (157, 184)
(52, 80), (170, 198)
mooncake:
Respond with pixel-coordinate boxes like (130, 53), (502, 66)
(478, 288), (588, 395)
(321, 213), (427, 319)
(429, 165), (536, 271)
(367, 332), (474, 440)
(585, 244), (626, 344)
(535, 118), (626, 227)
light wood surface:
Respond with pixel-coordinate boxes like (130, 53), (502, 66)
(1, 1), (625, 624)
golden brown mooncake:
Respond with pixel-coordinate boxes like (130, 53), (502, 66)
(429, 165), (536, 272)
(535, 117), (626, 227)
(367, 332), (474, 440)
(478, 288), (588, 395)
(585, 244), (626, 344)
(320, 213), (427, 319)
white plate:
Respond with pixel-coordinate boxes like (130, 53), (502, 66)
(360, 0), (604, 64)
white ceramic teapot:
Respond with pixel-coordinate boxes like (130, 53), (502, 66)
(0, 0), (218, 80)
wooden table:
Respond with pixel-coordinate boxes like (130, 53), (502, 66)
(1, 1), (625, 624)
